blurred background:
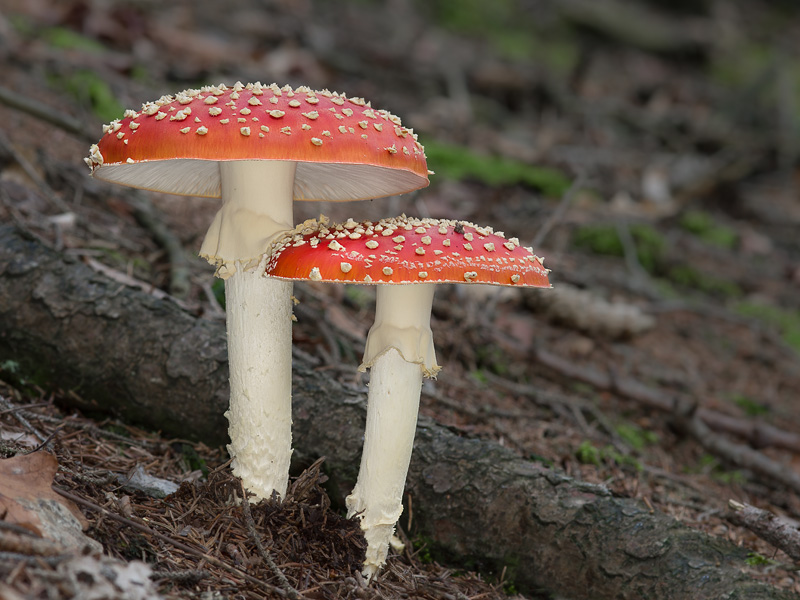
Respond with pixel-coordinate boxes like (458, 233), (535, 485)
(1, 0), (800, 595)
(3, 0), (800, 284)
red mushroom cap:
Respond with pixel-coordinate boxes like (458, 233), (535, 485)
(265, 215), (551, 287)
(85, 82), (429, 201)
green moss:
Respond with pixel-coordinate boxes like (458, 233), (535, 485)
(411, 536), (435, 564)
(7, 14), (35, 36)
(572, 224), (665, 273)
(571, 381), (596, 397)
(502, 581), (519, 595)
(416, 0), (579, 70)
(343, 285), (374, 310)
(666, 265), (742, 298)
(475, 345), (509, 376)
(576, 440), (642, 471)
(176, 443), (209, 477)
(43, 26), (106, 52)
(576, 440), (602, 466)
(730, 394), (769, 417)
(0, 358), (52, 392)
(688, 454), (745, 485)
(710, 42), (775, 90)
(469, 369), (488, 384)
(527, 37), (581, 74)
(422, 0), (516, 34)
(425, 141), (571, 196)
(211, 278), (226, 310)
(679, 210), (738, 249)
(615, 422), (659, 450)
(49, 69), (125, 123)
(528, 453), (554, 468)
(745, 552), (776, 567)
(734, 301), (800, 353)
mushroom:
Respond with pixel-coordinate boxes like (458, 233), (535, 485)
(84, 83), (430, 500)
(265, 215), (551, 577)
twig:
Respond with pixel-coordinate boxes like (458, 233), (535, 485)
(482, 372), (621, 439)
(8, 407), (158, 448)
(0, 188), (55, 249)
(0, 395), (47, 443)
(0, 528), (66, 557)
(653, 300), (799, 361)
(52, 486), (289, 597)
(673, 405), (800, 495)
(533, 347), (800, 454)
(28, 426), (62, 453)
(0, 401), (51, 415)
(240, 481), (301, 599)
(149, 569), (210, 585)
(0, 85), (93, 142)
(530, 172), (585, 249)
(728, 500), (800, 562)
(0, 130), (71, 213)
(533, 347), (800, 493)
(615, 220), (655, 294)
(127, 191), (193, 300)
(78, 253), (193, 312)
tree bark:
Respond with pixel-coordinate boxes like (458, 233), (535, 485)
(0, 225), (795, 600)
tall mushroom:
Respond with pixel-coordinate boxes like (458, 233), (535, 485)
(84, 83), (430, 500)
(265, 215), (551, 577)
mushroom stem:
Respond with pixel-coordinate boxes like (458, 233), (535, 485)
(361, 283), (439, 377)
(201, 161), (296, 276)
(347, 283), (436, 578)
(202, 160), (296, 500)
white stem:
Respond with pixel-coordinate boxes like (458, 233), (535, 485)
(202, 160), (296, 501)
(347, 284), (435, 579)
(225, 269), (293, 500)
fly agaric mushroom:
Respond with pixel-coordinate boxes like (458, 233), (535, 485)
(84, 82), (430, 501)
(264, 215), (551, 577)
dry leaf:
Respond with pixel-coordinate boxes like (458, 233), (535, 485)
(0, 451), (97, 550)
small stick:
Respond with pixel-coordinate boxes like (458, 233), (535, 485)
(0, 528), (66, 557)
(674, 402), (800, 496)
(149, 569), (210, 585)
(530, 172), (586, 249)
(127, 191), (192, 300)
(0, 84), (92, 142)
(729, 500), (800, 561)
(0, 551), (67, 566)
(0, 130), (71, 213)
(0, 395), (47, 443)
(240, 481), (301, 599)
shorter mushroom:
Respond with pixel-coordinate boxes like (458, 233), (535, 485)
(265, 215), (551, 578)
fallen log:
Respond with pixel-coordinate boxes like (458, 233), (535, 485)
(0, 225), (795, 600)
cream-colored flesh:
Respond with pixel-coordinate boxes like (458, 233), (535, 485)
(202, 160), (296, 500)
(348, 284), (435, 579)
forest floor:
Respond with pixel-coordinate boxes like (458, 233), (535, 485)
(1, 0), (800, 598)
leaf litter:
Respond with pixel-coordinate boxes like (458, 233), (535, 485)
(0, 390), (507, 599)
